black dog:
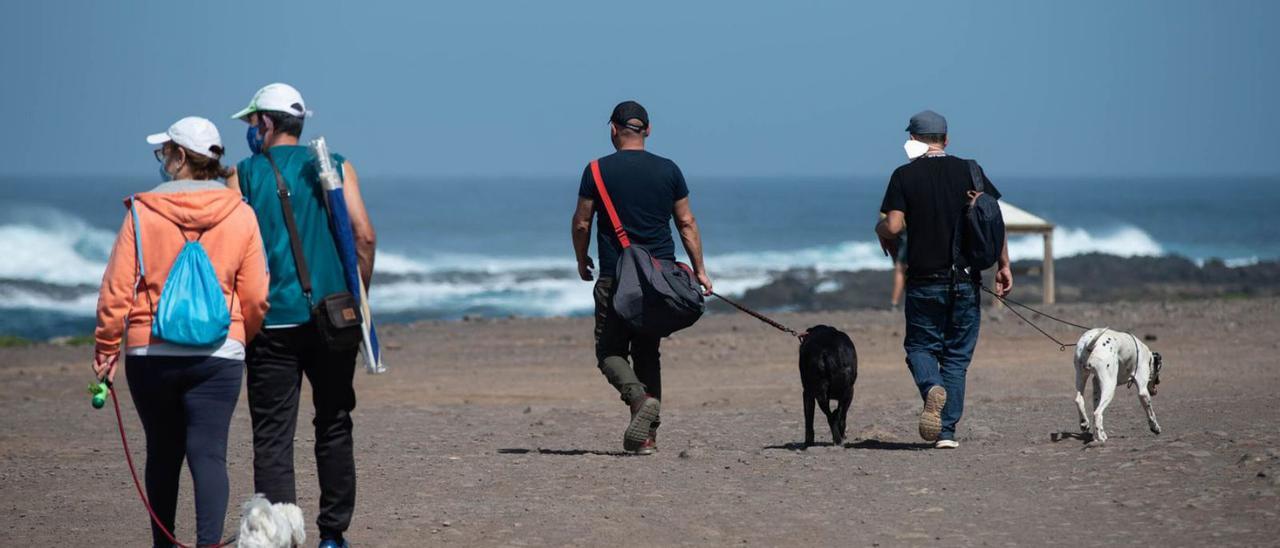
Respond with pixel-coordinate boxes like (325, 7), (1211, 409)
(798, 325), (858, 447)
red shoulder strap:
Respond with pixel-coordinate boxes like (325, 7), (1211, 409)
(590, 159), (630, 248)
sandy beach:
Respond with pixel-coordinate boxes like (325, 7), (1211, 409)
(2, 295), (1278, 546)
(5, 2), (1279, 546)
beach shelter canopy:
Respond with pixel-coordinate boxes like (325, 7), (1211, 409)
(1000, 201), (1053, 233)
(998, 201), (1057, 303)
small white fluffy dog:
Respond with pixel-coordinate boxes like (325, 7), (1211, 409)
(1073, 328), (1164, 443)
(237, 494), (306, 548)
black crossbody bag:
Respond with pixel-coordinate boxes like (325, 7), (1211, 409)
(265, 150), (363, 350)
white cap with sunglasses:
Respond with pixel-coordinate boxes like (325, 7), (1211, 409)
(146, 116), (224, 159)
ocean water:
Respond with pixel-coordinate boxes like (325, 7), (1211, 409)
(2, 174), (1277, 340)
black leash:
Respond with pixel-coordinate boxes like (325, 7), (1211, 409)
(711, 292), (804, 340)
(980, 288), (1157, 391)
(979, 285), (1088, 351)
(711, 286), (1091, 351)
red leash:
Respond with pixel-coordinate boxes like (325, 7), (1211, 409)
(109, 387), (235, 548)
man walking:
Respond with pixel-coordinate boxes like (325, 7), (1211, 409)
(876, 110), (1012, 449)
(571, 100), (712, 455)
(229, 83), (376, 547)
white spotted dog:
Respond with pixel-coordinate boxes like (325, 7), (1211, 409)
(1073, 328), (1164, 443)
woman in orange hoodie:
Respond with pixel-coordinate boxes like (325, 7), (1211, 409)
(93, 116), (269, 547)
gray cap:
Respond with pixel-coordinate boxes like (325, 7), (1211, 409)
(906, 110), (947, 134)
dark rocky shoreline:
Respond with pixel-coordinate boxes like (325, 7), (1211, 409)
(8, 254), (1278, 343)
(720, 253), (1280, 313)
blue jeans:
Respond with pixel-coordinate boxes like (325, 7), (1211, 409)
(903, 282), (981, 441)
(126, 355), (243, 547)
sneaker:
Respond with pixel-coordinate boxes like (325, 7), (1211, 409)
(624, 396), (660, 452)
(919, 386), (946, 442)
(634, 436), (657, 455)
(632, 421), (659, 455)
(935, 439), (959, 449)
(319, 539), (351, 548)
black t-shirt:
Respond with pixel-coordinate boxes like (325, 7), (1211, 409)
(880, 155), (1001, 276)
(578, 150), (689, 277)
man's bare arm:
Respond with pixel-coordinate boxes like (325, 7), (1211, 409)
(876, 210), (905, 257)
(995, 237), (1014, 296)
(673, 197), (712, 294)
(876, 210), (905, 240)
(572, 197), (595, 281)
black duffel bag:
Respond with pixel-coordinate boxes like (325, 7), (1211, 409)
(589, 159), (704, 337)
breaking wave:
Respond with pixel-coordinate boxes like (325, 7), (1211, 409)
(0, 206), (1231, 331)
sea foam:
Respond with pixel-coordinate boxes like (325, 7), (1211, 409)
(0, 206), (1213, 322)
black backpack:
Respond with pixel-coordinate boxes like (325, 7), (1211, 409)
(590, 159), (705, 337)
(953, 159), (1006, 272)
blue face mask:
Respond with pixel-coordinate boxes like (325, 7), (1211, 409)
(246, 124), (265, 155)
(159, 163), (172, 182)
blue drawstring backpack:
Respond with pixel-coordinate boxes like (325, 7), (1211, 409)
(131, 197), (231, 347)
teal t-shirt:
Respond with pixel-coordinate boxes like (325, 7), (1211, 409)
(237, 145), (349, 326)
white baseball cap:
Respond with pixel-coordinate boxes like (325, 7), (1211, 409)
(231, 82), (313, 121)
(146, 116), (224, 159)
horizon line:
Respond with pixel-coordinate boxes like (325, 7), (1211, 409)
(3, 171), (1279, 181)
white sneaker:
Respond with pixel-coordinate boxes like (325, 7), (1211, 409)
(935, 439), (959, 449)
(918, 386), (946, 441)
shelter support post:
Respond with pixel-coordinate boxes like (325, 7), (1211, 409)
(1042, 229), (1055, 304)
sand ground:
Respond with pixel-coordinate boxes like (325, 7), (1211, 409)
(2, 297), (1279, 546)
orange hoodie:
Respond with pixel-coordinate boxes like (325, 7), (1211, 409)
(95, 181), (269, 355)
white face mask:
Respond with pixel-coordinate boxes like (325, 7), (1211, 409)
(904, 139), (930, 160)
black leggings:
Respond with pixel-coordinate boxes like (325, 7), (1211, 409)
(126, 354), (243, 547)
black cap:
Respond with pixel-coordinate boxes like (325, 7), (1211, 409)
(906, 110), (947, 134)
(610, 101), (649, 131)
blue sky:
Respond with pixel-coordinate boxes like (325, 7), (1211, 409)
(1, 1), (1276, 178)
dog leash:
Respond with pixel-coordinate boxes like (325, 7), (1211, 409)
(979, 285), (1088, 351)
(712, 284), (1092, 351)
(108, 385), (236, 548)
(710, 292), (805, 340)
